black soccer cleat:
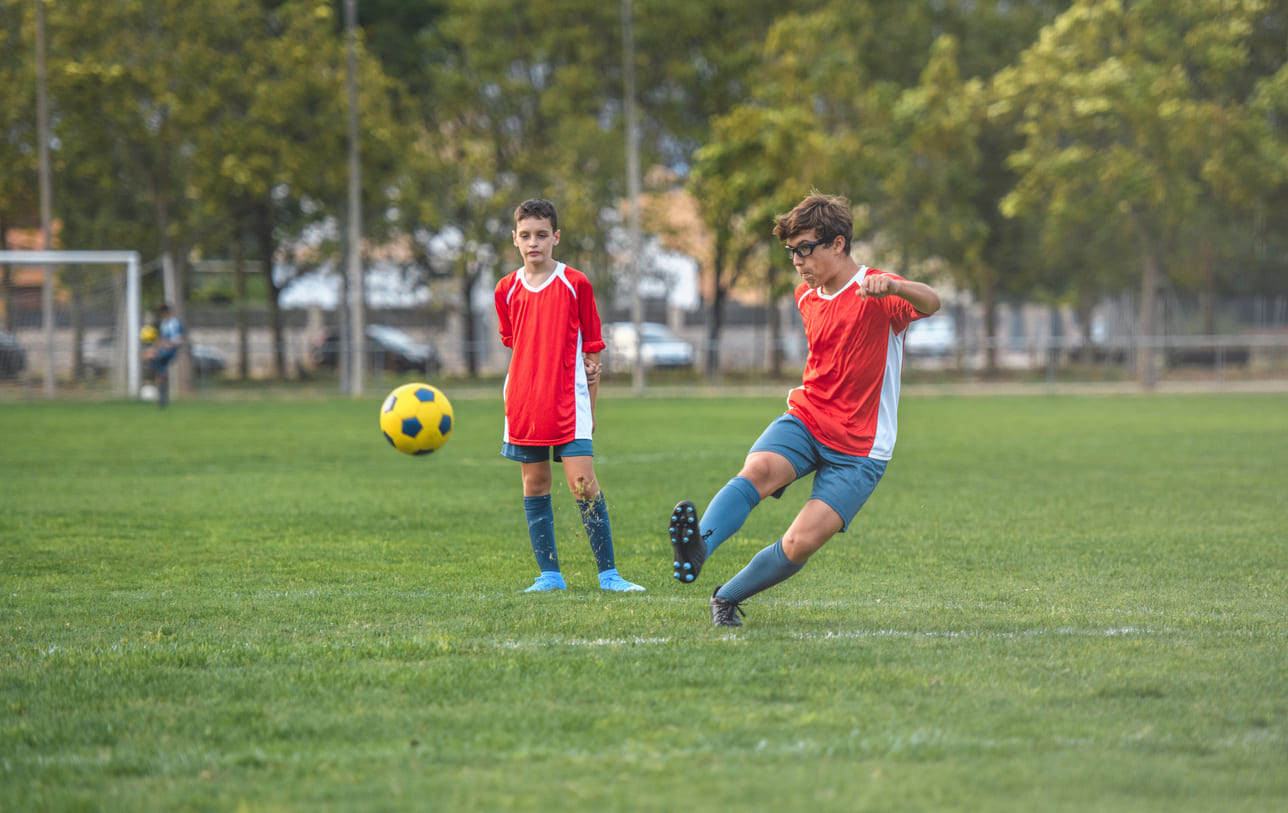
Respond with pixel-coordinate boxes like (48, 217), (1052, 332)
(669, 500), (705, 583)
(710, 585), (745, 628)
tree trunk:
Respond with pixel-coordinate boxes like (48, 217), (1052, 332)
(982, 274), (998, 374)
(704, 237), (727, 382)
(767, 287), (783, 379)
(234, 237), (249, 380)
(1072, 285), (1096, 364)
(71, 277), (85, 379)
(173, 252), (193, 392)
(1199, 238), (1216, 336)
(1, 211), (12, 332)
(460, 259), (479, 378)
(1131, 211), (1161, 390)
(255, 205), (285, 379)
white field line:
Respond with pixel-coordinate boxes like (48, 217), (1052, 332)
(495, 625), (1179, 650)
(26, 624), (1182, 659)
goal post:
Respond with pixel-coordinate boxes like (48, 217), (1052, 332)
(0, 250), (142, 398)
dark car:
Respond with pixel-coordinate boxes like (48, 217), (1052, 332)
(0, 330), (27, 378)
(310, 324), (442, 375)
(188, 343), (228, 376)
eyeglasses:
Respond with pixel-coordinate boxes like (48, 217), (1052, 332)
(784, 238), (830, 259)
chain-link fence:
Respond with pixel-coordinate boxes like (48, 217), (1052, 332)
(3, 293), (1286, 399)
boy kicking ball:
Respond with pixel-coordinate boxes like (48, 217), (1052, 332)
(669, 192), (941, 626)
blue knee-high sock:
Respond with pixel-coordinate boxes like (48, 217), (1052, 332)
(578, 492), (615, 573)
(524, 495), (559, 573)
(718, 539), (803, 603)
(700, 476), (761, 556)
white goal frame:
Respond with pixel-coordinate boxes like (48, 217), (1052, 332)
(0, 250), (143, 397)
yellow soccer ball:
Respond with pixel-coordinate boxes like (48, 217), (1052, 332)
(380, 383), (454, 455)
(140, 325), (159, 344)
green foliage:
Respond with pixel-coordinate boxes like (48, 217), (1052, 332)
(995, 0), (1286, 282)
(1, 393), (1286, 810)
(1, 0), (1284, 383)
(0, 1), (38, 230)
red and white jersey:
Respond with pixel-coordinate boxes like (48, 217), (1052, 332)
(786, 266), (929, 460)
(495, 262), (606, 446)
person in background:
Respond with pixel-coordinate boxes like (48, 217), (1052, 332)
(145, 303), (185, 409)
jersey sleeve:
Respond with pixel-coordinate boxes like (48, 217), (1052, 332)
(494, 273), (516, 348)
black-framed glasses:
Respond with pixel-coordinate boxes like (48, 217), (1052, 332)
(784, 238), (830, 259)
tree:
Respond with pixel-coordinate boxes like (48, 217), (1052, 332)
(32, 0), (410, 382)
(994, 0), (1288, 387)
(739, 1), (1070, 374)
(0, 1), (39, 330)
(360, 0), (634, 377)
(191, 0), (410, 379)
(872, 38), (988, 337)
(688, 105), (826, 378)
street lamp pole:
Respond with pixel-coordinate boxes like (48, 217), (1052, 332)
(345, 0), (365, 396)
(36, 0), (55, 397)
(621, 0), (644, 394)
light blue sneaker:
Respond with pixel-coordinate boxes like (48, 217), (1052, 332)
(524, 571), (567, 592)
(598, 568), (645, 592)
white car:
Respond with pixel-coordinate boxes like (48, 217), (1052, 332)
(606, 322), (695, 370)
(904, 315), (956, 356)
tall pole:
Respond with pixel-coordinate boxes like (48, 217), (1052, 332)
(36, 0), (54, 397)
(345, 0), (365, 395)
(621, 0), (644, 394)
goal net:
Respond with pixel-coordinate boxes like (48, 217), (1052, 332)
(0, 250), (143, 398)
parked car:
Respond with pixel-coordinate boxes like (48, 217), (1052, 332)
(82, 333), (228, 377)
(310, 324), (442, 375)
(605, 321), (695, 370)
(0, 330), (27, 378)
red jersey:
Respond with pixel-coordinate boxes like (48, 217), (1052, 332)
(786, 266), (928, 459)
(495, 262), (606, 446)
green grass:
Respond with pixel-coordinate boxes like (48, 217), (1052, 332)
(2, 392), (1286, 811)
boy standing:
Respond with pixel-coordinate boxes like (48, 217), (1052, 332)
(668, 192), (941, 626)
(495, 198), (644, 593)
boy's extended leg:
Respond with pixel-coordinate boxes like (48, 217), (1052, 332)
(669, 501), (703, 582)
(670, 475), (761, 583)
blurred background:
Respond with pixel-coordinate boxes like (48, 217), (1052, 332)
(1, 0), (1285, 399)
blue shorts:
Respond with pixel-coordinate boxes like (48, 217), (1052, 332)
(502, 438), (594, 463)
(749, 414), (887, 532)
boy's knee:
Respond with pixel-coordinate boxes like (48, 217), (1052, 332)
(570, 475), (598, 501)
(521, 470), (553, 496)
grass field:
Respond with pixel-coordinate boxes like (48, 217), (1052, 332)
(1, 390), (1285, 811)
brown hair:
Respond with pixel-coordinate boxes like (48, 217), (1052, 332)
(514, 198), (558, 231)
(772, 192), (852, 254)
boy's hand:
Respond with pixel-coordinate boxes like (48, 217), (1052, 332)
(859, 274), (901, 298)
(584, 357), (602, 385)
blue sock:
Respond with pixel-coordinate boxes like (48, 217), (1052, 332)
(577, 492), (615, 573)
(700, 476), (761, 556)
(718, 539), (803, 603)
(524, 495), (559, 573)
